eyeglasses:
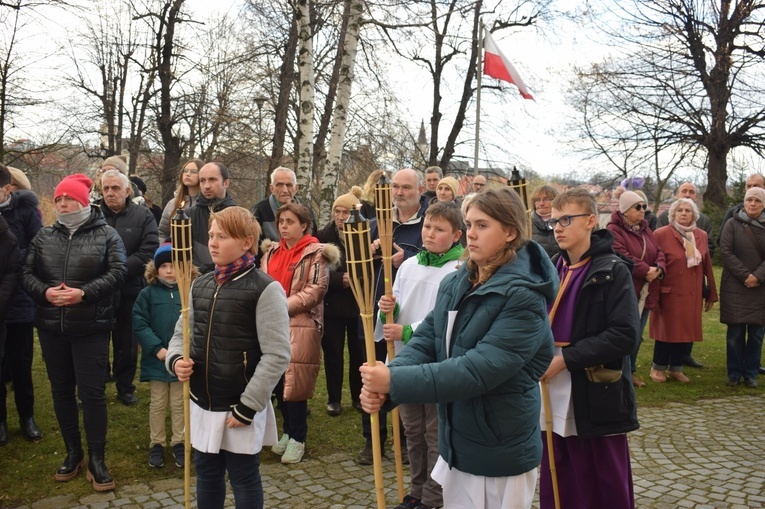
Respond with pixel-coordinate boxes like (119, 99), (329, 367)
(633, 204), (648, 211)
(545, 214), (591, 230)
(182, 168), (199, 174)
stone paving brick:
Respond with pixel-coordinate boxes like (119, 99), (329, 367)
(20, 394), (765, 508)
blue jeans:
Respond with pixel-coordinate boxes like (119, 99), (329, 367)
(195, 449), (263, 509)
(726, 324), (764, 380)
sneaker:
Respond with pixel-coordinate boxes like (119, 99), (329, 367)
(173, 443), (185, 468)
(271, 434), (290, 456)
(726, 377), (740, 387)
(280, 439), (305, 464)
(394, 494), (421, 509)
(744, 377), (758, 388)
(148, 444), (164, 468)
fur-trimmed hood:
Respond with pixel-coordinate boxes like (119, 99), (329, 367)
(144, 258), (201, 285)
(260, 237), (341, 271)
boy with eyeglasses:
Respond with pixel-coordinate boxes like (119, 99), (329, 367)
(539, 188), (640, 509)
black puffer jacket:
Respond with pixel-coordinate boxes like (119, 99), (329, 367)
(1, 190), (43, 323)
(22, 208), (127, 336)
(100, 199), (158, 299)
(0, 214), (21, 323)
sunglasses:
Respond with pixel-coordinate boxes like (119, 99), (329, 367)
(633, 204), (648, 211)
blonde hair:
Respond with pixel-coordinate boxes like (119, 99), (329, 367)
(361, 169), (386, 203)
(208, 206), (261, 255)
(464, 188), (529, 285)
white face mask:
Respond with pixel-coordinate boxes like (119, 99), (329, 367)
(56, 205), (91, 231)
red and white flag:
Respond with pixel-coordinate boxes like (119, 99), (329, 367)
(483, 31), (534, 100)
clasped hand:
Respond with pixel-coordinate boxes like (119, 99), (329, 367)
(359, 362), (391, 413)
(45, 283), (83, 307)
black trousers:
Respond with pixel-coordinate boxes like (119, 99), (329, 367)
(111, 297), (138, 396)
(0, 322), (35, 422)
(321, 315), (363, 405)
(38, 330), (109, 448)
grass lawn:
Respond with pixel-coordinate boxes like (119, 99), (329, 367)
(0, 268), (760, 506)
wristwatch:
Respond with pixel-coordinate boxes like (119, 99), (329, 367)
(80, 289), (87, 302)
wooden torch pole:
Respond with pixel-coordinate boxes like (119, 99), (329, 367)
(374, 173), (405, 501)
(343, 207), (386, 509)
(171, 207), (193, 509)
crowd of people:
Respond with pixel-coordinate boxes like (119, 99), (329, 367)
(0, 159), (763, 509)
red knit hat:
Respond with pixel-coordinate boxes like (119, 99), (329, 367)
(54, 173), (92, 207)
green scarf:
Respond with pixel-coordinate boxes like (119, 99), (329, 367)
(416, 243), (464, 267)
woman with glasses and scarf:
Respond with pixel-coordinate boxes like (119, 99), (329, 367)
(607, 190), (666, 388)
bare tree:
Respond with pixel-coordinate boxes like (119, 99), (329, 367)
(588, 0), (765, 208)
(373, 0), (548, 171)
(567, 60), (704, 210)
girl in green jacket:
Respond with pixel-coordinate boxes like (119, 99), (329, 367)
(361, 188), (556, 509)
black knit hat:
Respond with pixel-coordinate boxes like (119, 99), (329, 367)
(154, 242), (173, 268)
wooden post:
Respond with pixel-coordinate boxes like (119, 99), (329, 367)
(374, 173), (405, 501)
(343, 207), (386, 509)
(170, 207), (193, 509)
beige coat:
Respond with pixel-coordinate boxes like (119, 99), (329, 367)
(260, 239), (339, 401)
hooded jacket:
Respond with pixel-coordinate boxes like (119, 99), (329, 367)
(552, 229), (640, 439)
(22, 208), (127, 335)
(132, 260), (200, 382)
(260, 238), (340, 401)
(388, 241), (556, 477)
(0, 190), (43, 323)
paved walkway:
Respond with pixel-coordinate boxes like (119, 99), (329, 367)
(18, 395), (765, 509)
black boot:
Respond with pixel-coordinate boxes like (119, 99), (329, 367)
(21, 417), (42, 441)
(86, 446), (115, 492)
(55, 436), (85, 482)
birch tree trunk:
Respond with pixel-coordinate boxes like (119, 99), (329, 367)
(296, 0), (315, 201)
(318, 0), (362, 227)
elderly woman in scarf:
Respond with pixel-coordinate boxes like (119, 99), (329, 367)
(648, 198), (717, 383)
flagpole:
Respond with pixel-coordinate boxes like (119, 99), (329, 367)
(473, 21), (484, 177)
